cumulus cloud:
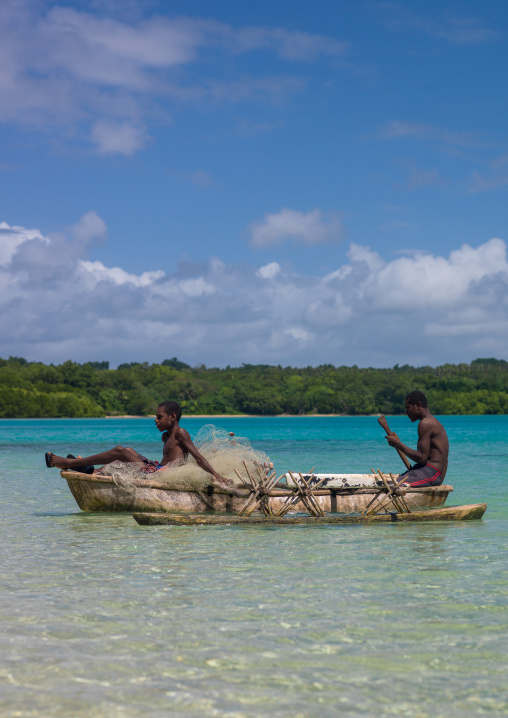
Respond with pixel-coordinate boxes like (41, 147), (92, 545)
(257, 262), (281, 279)
(2, 214), (508, 367)
(0, 2), (347, 154)
(79, 260), (164, 287)
(0, 221), (47, 266)
(360, 238), (508, 310)
(248, 208), (345, 248)
(6, 211), (107, 287)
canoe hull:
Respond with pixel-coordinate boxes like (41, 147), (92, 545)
(133, 503), (487, 526)
(62, 471), (452, 514)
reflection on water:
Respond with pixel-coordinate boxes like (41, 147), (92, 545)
(1, 417), (507, 716)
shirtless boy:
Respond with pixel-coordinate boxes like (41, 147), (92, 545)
(386, 391), (449, 487)
(45, 401), (234, 489)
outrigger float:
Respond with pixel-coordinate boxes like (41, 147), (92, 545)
(133, 503), (487, 526)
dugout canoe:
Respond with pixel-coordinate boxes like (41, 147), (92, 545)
(132, 503), (487, 526)
(61, 470), (453, 514)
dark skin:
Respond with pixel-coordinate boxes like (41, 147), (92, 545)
(154, 408), (233, 487)
(47, 406), (234, 488)
(386, 400), (449, 479)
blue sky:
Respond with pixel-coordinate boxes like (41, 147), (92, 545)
(1, 0), (508, 368)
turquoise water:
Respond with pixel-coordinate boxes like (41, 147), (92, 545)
(1, 416), (507, 717)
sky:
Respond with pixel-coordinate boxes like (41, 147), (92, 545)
(1, 0), (508, 369)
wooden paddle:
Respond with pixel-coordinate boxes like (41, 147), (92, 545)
(378, 415), (411, 470)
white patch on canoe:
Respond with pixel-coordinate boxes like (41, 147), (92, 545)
(284, 473), (390, 489)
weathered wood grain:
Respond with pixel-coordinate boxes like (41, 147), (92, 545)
(132, 504), (487, 526)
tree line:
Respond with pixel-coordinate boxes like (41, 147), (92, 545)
(1, 356), (508, 418)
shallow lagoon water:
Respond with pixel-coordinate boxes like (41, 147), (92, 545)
(1, 416), (507, 716)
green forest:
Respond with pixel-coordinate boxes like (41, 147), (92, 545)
(1, 356), (508, 418)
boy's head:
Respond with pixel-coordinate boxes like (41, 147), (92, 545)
(405, 391), (428, 421)
(158, 401), (182, 421)
(405, 391), (428, 408)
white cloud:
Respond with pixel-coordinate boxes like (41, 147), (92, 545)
(91, 120), (149, 155)
(0, 221), (47, 266)
(466, 170), (508, 194)
(426, 319), (508, 338)
(376, 120), (480, 147)
(3, 211), (107, 285)
(346, 243), (385, 273)
(228, 27), (348, 61)
(379, 4), (502, 46)
(2, 214), (508, 368)
(179, 278), (216, 297)
(364, 238), (508, 310)
(40, 8), (201, 78)
(324, 265), (353, 283)
(403, 164), (442, 190)
(257, 262), (281, 279)
(189, 170), (214, 189)
(248, 208), (345, 248)
(285, 327), (313, 342)
(70, 211), (108, 245)
(79, 260), (164, 287)
(0, 4), (347, 154)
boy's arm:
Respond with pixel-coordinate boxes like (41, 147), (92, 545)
(176, 427), (234, 486)
(386, 422), (431, 464)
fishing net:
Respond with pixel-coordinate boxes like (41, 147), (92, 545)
(99, 424), (271, 493)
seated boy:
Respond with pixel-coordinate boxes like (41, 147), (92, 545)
(45, 401), (235, 489)
(386, 391), (448, 487)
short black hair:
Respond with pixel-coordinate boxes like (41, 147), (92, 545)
(405, 391), (428, 408)
(158, 401), (182, 421)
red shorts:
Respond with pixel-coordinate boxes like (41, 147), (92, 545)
(141, 460), (164, 474)
(397, 463), (443, 487)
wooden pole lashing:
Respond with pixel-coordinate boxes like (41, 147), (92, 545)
(376, 468), (406, 514)
(390, 472), (411, 513)
(366, 472), (411, 516)
(361, 469), (388, 516)
(298, 472), (325, 517)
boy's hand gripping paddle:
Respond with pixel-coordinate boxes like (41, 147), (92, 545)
(378, 415), (411, 470)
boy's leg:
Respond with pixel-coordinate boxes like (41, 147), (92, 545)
(46, 446), (145, 470)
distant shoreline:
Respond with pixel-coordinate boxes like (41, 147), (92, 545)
(4, 357), (506, 419)
(105, 413), (385, 419)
